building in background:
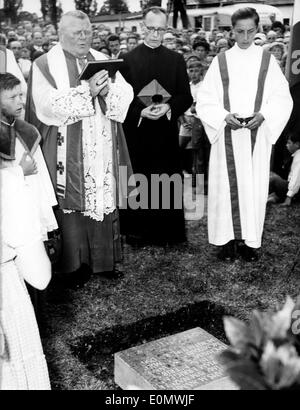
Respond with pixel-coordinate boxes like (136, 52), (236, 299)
(91, 1), (294, 33)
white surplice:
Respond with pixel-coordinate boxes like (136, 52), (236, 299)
(1, 136), (58, 240)
(31, 44), (133, 222)
(196, 43), (293, 248)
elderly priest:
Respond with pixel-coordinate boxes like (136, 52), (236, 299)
(26, 11), (134, 285)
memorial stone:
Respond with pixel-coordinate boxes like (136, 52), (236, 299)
(114, 327), (238, 390)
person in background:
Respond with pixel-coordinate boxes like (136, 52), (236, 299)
(127, 35), (138, 52)
(120, 44), (128, 54)
(18, 35), (26, 48)
(268, 133), (300, 206)
(107, 34), (122, 58)
(283, 32), (290, 46)
(264, 41), (286, 72)
(42, 40), (50, 53)
(170, 0), (189, 30)
(179, 59), (204, 176)
(16, 24), (25, 37)
(266, 30), (277, 43)
(21, 47), (31, 60)
(7, 39), (31, 81)
(197, 29), (206, 41)
(215, 38), (229, 53)
(28, 31), (44, 61)
(271, 21), (285, 38)
(254, 32), (266, 46)
(99, 45), (111, 57)
(92, 35), (101, 51)
(192, 40), (210, 72)
(163, 31), (176, 50)
(7, 30), (17, 41)
(2, 46), (27, 112)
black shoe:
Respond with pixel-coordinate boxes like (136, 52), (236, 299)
(217, 240), (236, 262)
(238, 244), (259, 262)
(65, 265), (91, 289)
(96, 269), (124, 280)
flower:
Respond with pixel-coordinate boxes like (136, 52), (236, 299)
(260, 341), (300, 389)
(220, 296), (300, 390)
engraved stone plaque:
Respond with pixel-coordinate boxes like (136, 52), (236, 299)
(114, 327), (238, 390)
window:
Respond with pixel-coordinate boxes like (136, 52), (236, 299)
(203, 17), (211, 32)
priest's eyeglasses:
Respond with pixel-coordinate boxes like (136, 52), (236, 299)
(145, 26), (166, 34)
(73, 30), (92, 39)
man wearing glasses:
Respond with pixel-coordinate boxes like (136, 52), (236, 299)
(120, 6), (192, 245)
(26, 11), (134, 286)
(196, 7), (292, 262)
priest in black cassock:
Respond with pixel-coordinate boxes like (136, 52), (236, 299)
(120, 6), (193, 245)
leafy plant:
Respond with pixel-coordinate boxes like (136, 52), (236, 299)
(220, 296), (300, 390)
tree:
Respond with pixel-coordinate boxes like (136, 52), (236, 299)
(18, 10), (35, 22)
(40, 0), (62, 29)
(100, 0), (129, 15)
(89, 0), (98, 17)
(75, 0), (93, 15)
(141, 0), (161, 11)
(3, 0), (23, 24)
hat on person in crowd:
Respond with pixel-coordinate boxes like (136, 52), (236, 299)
(190, 33), (200, 44)
(216, 38), (229, 48)
(254, 32), (267, 45)
(181, 45), (192, 53)
(185, 53), (201, 64)
(263, 41), (286, 61)
(163, 32), (176, 41)
(187, 59), (203, 70)
(266, 30), (277, 42)
(263, 41), (285, 53)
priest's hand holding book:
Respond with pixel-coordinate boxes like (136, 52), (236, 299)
(88, 70), (109, 98)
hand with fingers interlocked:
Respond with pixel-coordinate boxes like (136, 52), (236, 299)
(88, 70), (109, 98)
(225, 113), (243, 130)
(245, 112), (265, 130)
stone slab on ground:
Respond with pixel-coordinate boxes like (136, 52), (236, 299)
(114, 327), (238, 390)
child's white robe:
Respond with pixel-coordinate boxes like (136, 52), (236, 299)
(196, 43), (293, 248)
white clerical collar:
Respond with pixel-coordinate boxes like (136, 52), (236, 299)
(0, 118), (15, 127)
(143, 41), (160, 50)
(234, 42), (257, 53)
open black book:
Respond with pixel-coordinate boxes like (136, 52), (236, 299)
(78, 58), (124, 81)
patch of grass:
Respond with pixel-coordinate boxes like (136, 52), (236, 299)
(42, 205), (300, 390)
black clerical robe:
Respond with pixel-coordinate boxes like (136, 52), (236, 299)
(120, 43), (193, 243)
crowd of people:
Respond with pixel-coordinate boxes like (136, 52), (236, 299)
(0, 10), (292, 81)
(0, 5), (299, 390)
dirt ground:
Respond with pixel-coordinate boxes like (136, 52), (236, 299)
(42, 204), (300, 390)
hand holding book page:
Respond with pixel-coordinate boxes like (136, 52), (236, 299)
(88, 70), (109, 97)
(78, 59), (124, 81)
